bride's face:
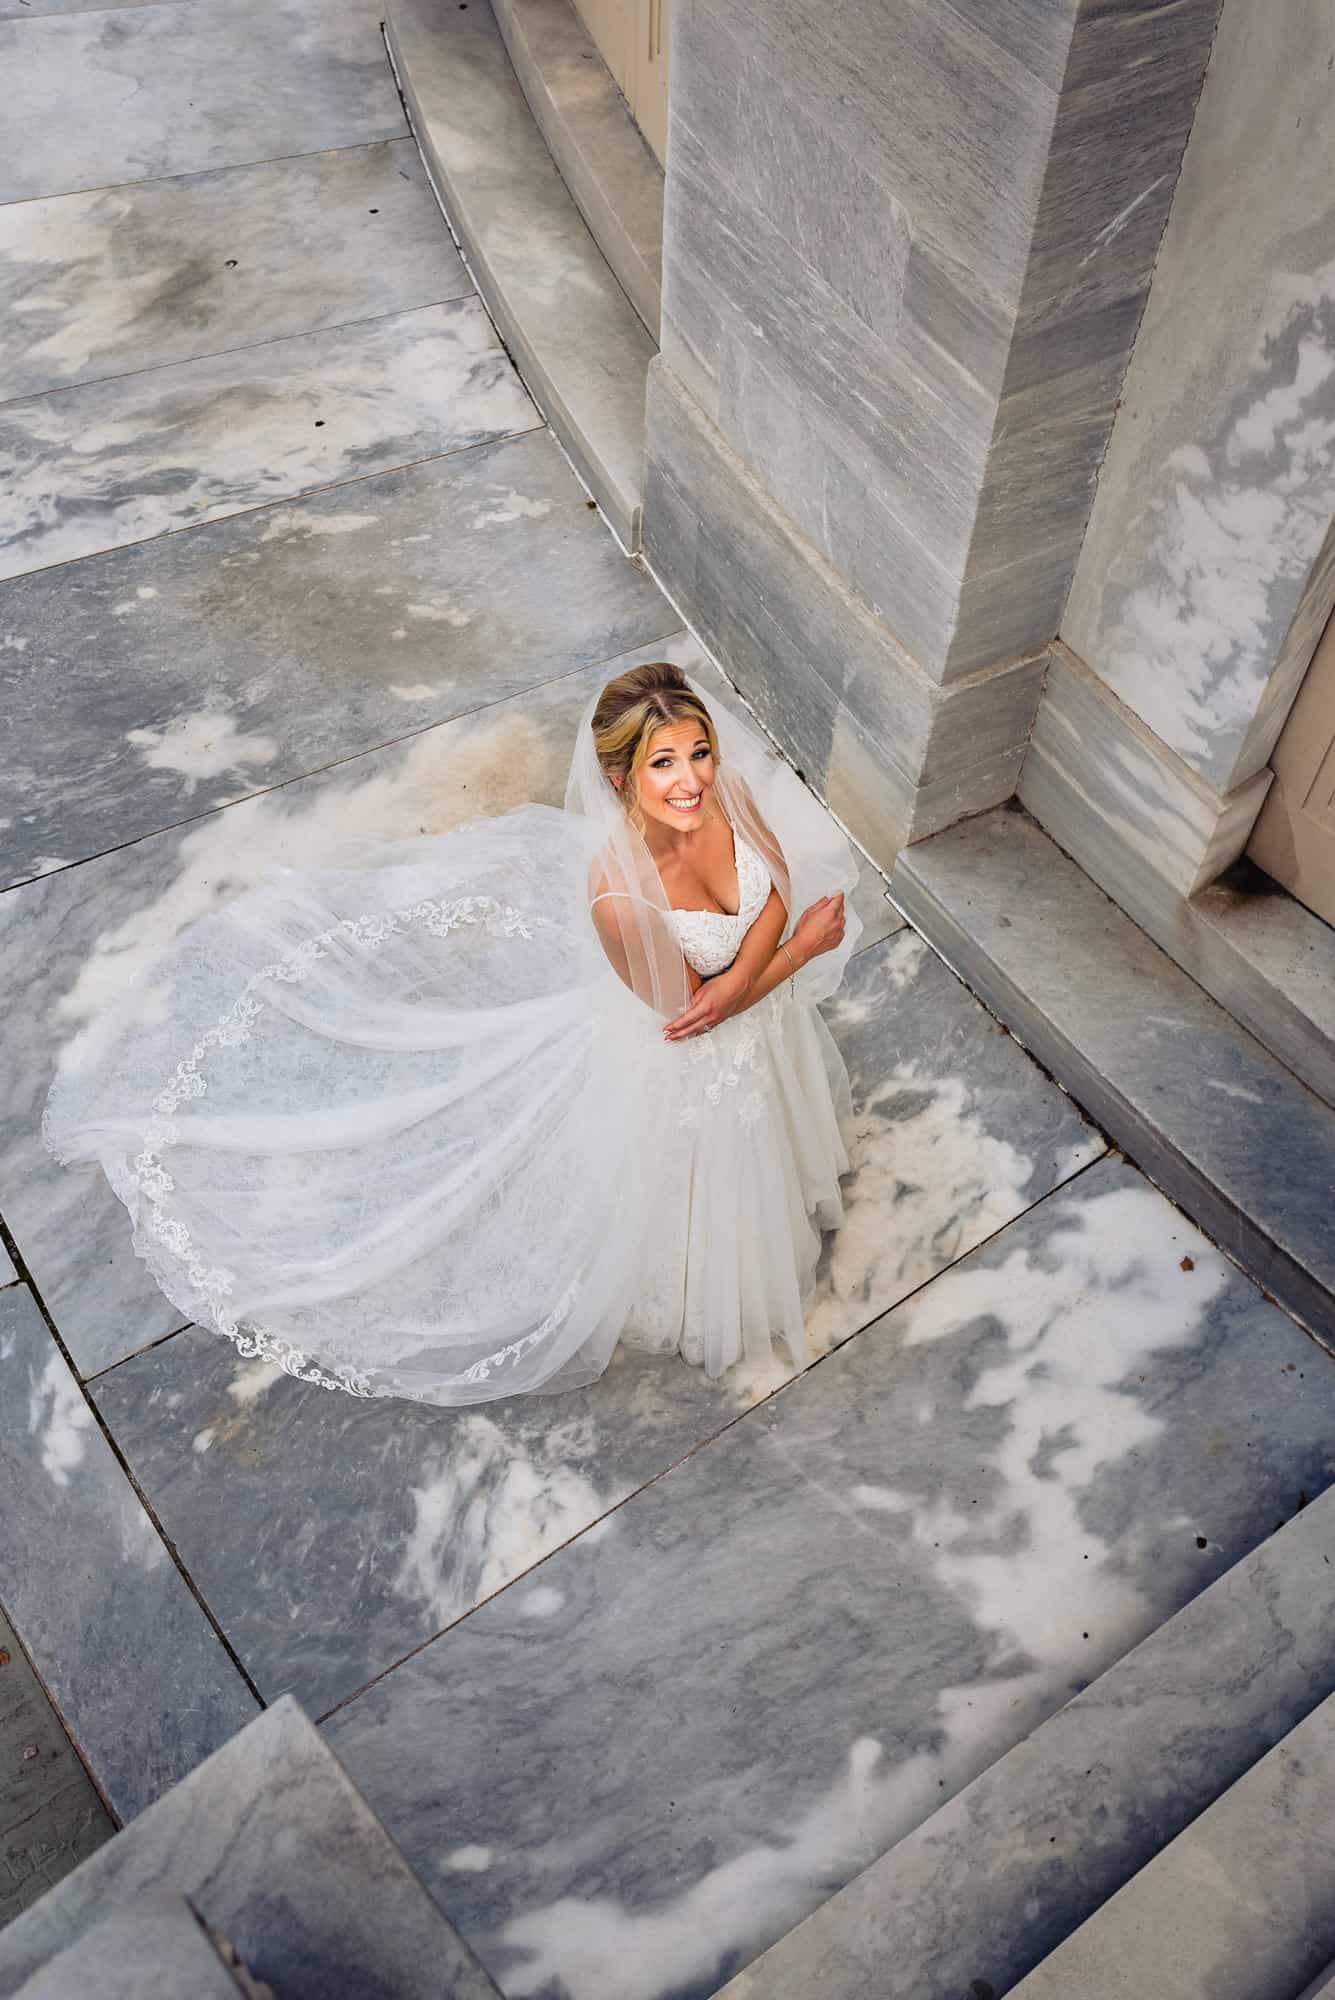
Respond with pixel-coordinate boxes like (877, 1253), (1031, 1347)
(635, 720), (716, 831)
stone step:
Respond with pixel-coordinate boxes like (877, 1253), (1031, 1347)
(1183, 859), (1335, 1115)
(1007, 1687), (1335, 1998)
(890, 805), (1335, 1346)
(0, 1698), (501, 2000)
(386, 0), (654, 549)
(1298, 1965), (1335, 2000)
(717, 1482), (1335, 2000)
(13, 1891), (255, 2000)
(491, 0), (663, 339)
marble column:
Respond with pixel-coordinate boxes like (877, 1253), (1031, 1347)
(642, 0), (1221, 868)
(1028, 0), (1335, 902)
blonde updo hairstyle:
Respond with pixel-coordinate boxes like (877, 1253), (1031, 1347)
(591, 661), (719, 832)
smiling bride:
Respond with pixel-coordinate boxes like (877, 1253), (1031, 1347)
(44, 660), (862, 1405)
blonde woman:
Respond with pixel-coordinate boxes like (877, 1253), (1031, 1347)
(46, 662), (861, 1404)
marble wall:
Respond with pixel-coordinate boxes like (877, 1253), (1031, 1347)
(645, 0), (1219, 857)
(1063, 0), (1335, 799)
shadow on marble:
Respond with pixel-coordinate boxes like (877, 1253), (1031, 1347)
(0, 1284), (256, 1820)
(0, 0), (403, 204)
(87, 916), (1097, 1718)
(0, 429), (672, 886)
(0, 297), (537, 582)
(0, 1239), (15, 1286)
(0, 141), (470, 403)
(0, 643), (702, 1378)
(322, 1156), (1335, 2000)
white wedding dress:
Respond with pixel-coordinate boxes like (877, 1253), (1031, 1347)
(44, 680), (860, 1405)
(625, 830), (850, 1375)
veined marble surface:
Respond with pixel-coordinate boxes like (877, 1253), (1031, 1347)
(88, 921), (1096, 1717)
(0, 298), (538, 581)
(0, 646), (709, 1377)
(324, 1157), (1335, 2000)
(0, 1241), (15, 1286)
(0, 429), (672, 885)
(0, 1282), (257, 1819)
(0, 141), (470, 402)
(1062, 0), (1335, 792)
(0, 1699), (504, 2000)
(0, 0), (403, 204)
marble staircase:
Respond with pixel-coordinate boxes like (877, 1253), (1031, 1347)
(385, 0), (655, 548)
(892, 805), (1335, 1348)
(489, 0), (663, 339)
(1007, 1687), (1335, 1998)
(717, 1482), (1335, 2000)
(0, 1699), (501, 2000)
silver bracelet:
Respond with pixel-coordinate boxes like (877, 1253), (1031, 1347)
(779, 942), (797, 981)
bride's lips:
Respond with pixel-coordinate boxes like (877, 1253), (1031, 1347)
(665, 795), (702, 813)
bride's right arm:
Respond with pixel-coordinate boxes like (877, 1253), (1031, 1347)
(590, 887), (701, 999)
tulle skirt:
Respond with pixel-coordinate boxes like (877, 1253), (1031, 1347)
(43, 806), (853, 1405)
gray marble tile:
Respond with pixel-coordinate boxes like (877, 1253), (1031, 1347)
(0, 0), (403, 204)
(0, 141), (469, 403)
(88, 922), (1097, 1718)
(895, 804), (1335, 1343)
(0, 1283), (256, 1819)
(0, 1698), (503, 2000)
(0, 1240), (16, 1286)
(0, 429), (672, 886)
(644, 359), (1047, 870)
(0, 298), (538, 582)
(722, 1480), (1335, 2000)
(1010, 1689), (1335, 2000)
(323, 1155), (1335, 2000)
(0, 1600), (114, 1927)
(0, 643), (699, 1378)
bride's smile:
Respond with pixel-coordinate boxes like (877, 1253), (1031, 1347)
(639, 720), (716, 836)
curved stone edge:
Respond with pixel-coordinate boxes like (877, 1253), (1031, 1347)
(491, 0), (662, 339)
(386, 0), (651, 550)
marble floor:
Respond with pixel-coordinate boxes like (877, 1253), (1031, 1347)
(3, 1), (1335, 1992)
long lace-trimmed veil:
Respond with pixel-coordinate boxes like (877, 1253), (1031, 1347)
(44, 672), (861, 1404)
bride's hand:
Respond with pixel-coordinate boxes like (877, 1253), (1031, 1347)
(791, 893), (846, 963)
(663, 969), (751, 1042)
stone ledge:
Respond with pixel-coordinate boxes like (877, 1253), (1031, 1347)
(491, 0), (662, 338)
(386, 0), (653, 548)
(1010, 1686), (1335, 1998)
(0, 1700), (501, 2000)
(890, 805), (1335, 1344)
(719, 1485), (1335, 2000)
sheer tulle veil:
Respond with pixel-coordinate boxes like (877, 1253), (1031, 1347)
(44, 671), (861, 1404)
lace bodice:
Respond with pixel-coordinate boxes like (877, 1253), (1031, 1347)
(667, 834), (773, 977)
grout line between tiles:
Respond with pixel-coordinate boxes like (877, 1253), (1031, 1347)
(0, 291), (480, 414)
(312, 1145), (1114, 1729)
(2, 1246), (267, 1715)
(0, 130), (412, 212)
